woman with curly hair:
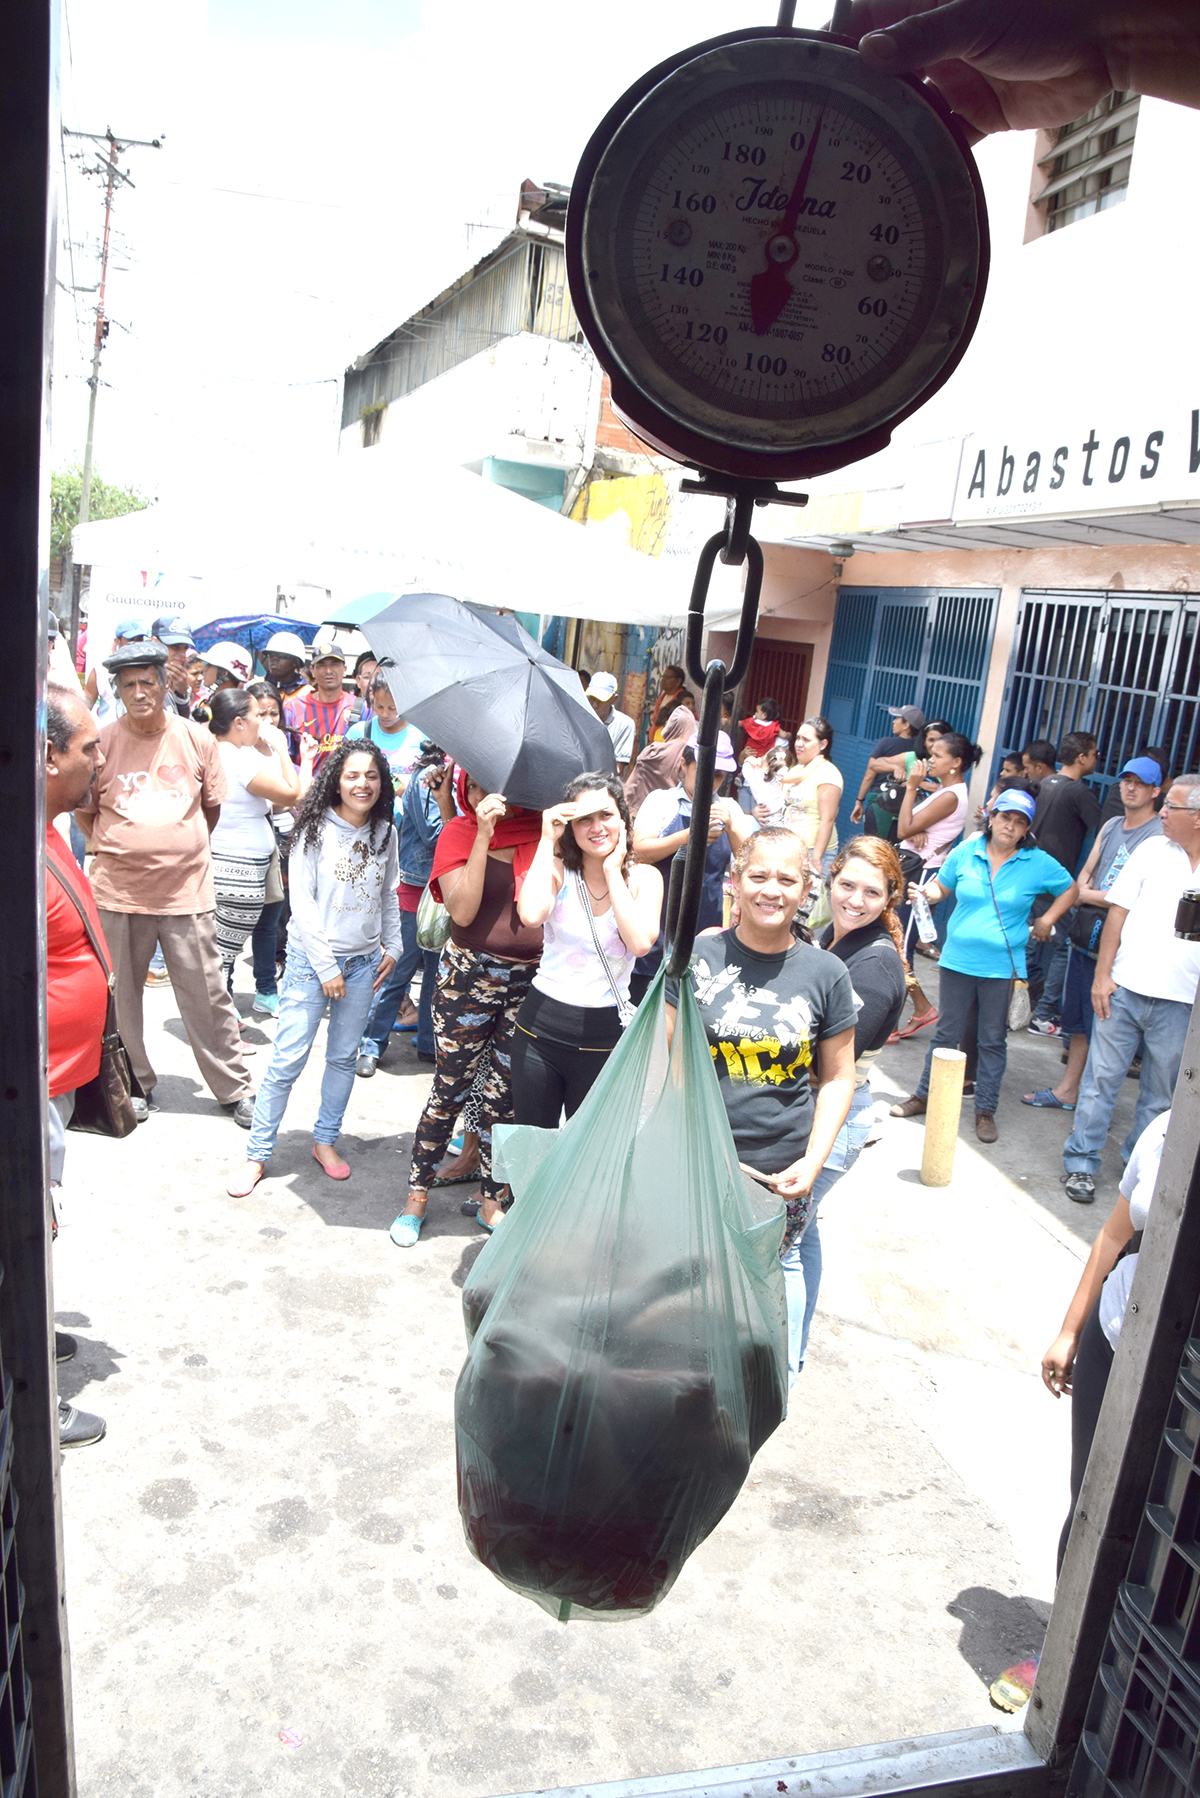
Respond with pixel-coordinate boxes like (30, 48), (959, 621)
(226, 739), (400, 1197)
(511, 772), (663, 1127)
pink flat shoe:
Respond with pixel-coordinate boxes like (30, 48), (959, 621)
(312, 1146), (351, 1180)
(227, 1162), (265, 1198)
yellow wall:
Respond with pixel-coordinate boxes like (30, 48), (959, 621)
(571, 473), (672, 559)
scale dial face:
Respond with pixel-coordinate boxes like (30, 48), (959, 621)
(568, 30), (988, 480)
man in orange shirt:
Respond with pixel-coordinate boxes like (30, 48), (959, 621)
(74, 642), (255, 1126)
(45, 681), (110, 1448)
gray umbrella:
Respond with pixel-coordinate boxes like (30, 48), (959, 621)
(362, 593), (616, 809)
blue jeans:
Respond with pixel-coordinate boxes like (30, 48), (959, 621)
(48, 1091), (76, 1184)
(360, 909), (422, 1059)
(1032, 923), (1072, 1021)
(251, 900), (285, 996)
(1063, 985), (1190, 1176)
(780, 1083), (875, 1382)
(245, 947), (379, 1162)
(916, 966), (1011, 1116)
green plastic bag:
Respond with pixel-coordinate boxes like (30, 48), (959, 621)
(454, 967), (788, 1622)
(415, 881), (451, 952)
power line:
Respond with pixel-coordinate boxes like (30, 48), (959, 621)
(61, 126), (162, 526)
(61, 124), (162, 653)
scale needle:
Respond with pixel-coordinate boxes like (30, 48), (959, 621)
(748, 108), (824, 336)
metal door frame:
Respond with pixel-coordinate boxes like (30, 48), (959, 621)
(824, 585), (999, 838)
(996, 588), (1200, 796)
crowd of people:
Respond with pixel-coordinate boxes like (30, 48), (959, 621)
(43, 610), (1200, 1473)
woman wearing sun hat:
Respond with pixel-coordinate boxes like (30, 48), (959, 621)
(889, 784), (1077, 1143)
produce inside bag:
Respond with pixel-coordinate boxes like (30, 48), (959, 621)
(454, 969), (788, 1622)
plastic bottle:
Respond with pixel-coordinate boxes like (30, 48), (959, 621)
(911, 887), (939, 945)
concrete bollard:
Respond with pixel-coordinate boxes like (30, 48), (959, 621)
(920, 1047), (967, 1187)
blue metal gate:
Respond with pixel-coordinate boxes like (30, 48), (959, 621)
(821, 587), (999, 838)
(997, 590), (1200, 804)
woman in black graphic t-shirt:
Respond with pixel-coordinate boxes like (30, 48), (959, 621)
(664, 827), (858, 1379)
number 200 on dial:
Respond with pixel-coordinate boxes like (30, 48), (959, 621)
(568, 31), (988, 480)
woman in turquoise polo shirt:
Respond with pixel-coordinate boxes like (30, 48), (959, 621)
(890, 786), (1077, 1143)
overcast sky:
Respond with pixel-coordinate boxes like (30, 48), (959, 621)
(53, 0), (836, 507)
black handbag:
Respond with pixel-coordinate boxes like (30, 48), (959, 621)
(873, 770), (905, 816)
(47, 859), (144, 1138)
(1068, 903), (1106, 957)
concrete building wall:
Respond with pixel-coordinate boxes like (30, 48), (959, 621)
(339, 331), (601, 481)
(829, 539), (1200, 813)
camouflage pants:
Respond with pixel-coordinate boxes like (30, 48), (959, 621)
(408, 941), (536, 1202)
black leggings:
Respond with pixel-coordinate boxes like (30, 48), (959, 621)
(510, 1027), (610, 1127)
(1057, 1297), (1114, 1575)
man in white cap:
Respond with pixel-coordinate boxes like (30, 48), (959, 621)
(263, 631), (311, 702)
(283, 636), (362, 772)
(585, 671), (636, 778)
(201, 641), (254, 691)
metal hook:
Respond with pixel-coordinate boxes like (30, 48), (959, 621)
(684, 532), (763, 695)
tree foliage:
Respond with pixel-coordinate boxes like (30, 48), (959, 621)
(51, 465), (149, 564)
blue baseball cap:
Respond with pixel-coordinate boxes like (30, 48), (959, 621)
(114, 616), (150, 640)
(992, 788), (1036, 821)
(151, 613), (194, 647)
(1120, 756), (1163, 786)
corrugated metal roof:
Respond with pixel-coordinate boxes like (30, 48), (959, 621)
(342, 232), (581, 430)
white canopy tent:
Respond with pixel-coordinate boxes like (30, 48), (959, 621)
(72, 454), (750, 665)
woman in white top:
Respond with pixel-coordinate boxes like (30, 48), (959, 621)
(512, 773), (662, 1127)
(780, 716), (843, 877)
(208, 689), (300, 991)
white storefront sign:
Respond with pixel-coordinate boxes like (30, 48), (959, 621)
(954, 400), (1200, 522)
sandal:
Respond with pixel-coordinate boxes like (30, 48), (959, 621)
(1021, 1089), (1076, 1110)
(896, 1006), (938, 1040)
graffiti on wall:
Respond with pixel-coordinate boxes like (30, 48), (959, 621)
(572, 472), (673, 558)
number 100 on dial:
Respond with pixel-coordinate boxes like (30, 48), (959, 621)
(567, 29), (988, 481)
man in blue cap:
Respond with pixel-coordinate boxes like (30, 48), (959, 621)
(1061, 770), (1200, 1203)
(1024, 758), (1164, 1115)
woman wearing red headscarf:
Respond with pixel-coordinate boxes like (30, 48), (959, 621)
(391, 771), (543, 1247)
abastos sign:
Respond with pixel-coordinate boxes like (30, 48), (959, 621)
(954, 401), (1200, 523)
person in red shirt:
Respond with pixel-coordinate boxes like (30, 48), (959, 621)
(283, 639), (362, 772)
(45, 681), (110, 1448)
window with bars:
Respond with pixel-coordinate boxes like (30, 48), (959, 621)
(1033, 92), (1139, 234)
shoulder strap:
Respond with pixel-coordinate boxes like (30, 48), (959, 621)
(572, 872), (629, 1016)
(982, 853), (1020, 980)
(350, 696), (364, 722)
(46, 854), (113, 985)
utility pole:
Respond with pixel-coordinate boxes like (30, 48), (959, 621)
(61, 125), (160, 651)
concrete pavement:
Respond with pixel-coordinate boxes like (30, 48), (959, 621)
(51, 959), (1140, 1797)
